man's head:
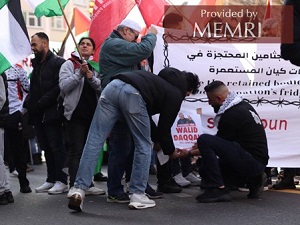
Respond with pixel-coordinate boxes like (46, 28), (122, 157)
(117, 19), (142, 42)
(182, 71), (200, 96)
(31, 32), (49, 62)
(204, 81), (229, 113)
(163, 13), (183, 29)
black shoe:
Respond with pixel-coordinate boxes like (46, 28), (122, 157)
(20, 185), (32, 193)
(145, 184), (163, 199)
(196, 188), (231, 203)
(0, 193), (8, 205)
(107, 193), (130, 203)
(247, 173), (267, 199)
(273, 176), (296, 190)
(93, 172), (108, 182)
(157, 179), (182, 193)
(4, 191), (14, 203)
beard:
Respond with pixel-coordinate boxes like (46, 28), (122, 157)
(212, 104), (221, 113)
(34, 50), (44, 62)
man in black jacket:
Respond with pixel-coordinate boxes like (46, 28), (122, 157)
(183, 81), (269, 203)
(68, 67), (199, 212)
(25, 32), (67, 195)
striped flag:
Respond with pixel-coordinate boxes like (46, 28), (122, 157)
(25, 0), (70, 17)
(0, 0), (31, 75)
(58, 7), (90, 59)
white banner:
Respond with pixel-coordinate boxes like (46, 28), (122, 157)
(153, 26), (300, 167)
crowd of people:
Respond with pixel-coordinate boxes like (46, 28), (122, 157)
(0, 3), (299, 212)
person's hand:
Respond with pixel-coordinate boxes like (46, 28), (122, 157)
(170, 148), (181, 159)
(80, 61), (89, 76)
(85, 70), (93, 79)
(179, 149), (190, 158)
(191, 142), (198, 150)
(147, 26), (158, 35)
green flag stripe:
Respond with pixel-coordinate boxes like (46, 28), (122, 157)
(0, 0), (9, 10)
(0, 53), (12, 75)
(34, 0), (70, 17)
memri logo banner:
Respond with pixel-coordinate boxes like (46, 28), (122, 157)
(163, 5), (293, 43)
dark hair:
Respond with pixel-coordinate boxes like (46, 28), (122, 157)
(182, 71), (200, 95)
(32, 32), (49, 41)
(78, 37), (96, 50)
(204, 80), (225, 92)
(163, 13), (183, 28)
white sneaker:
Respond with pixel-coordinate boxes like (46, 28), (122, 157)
(68, 187), (85, 212)
(48, 181), (68, 195)
(173, 173), (191, 187)
(184, 173), (201, 186)
(238, 185), (269, 192)
(128, 193), (156, 209)
(35, 182), (54, 193)
(86, 186), (106, 196)
(10, 170), (19, 177)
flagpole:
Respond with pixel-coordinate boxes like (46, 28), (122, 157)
(57, 0), (84, 60)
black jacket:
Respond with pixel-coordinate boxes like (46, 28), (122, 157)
(113, 68), (188, 155)
(24, 51), (65, 123)
(217, 101), (269, 165)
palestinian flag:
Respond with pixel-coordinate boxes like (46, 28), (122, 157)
(0, 0), (31, 75)
(25, 0), (70, 17)
(58, 7), (90, 60)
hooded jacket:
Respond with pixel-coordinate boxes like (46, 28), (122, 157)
(113, 68), (188, 155)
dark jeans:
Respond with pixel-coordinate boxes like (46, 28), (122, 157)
(171, 157), (193, 177)
(34, 121), (67, 184)
(66, 120), (91, 187)
(107, 120), (132, 196)
(197, 134), (266, 188)
(4, 128), (29, 188)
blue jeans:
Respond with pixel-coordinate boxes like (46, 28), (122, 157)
(75, 79), (152, 194)
(197, 134), (265, 188)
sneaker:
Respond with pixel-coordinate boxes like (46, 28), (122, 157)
(173, 173), (191, 187)
(196, 188), (231, 203)
(35, 182), (54, 193)
(128, 193), (156, 209)
(145, 184), (163, 199)
(238, 184), (269, 192)
(247, 173), (267, 199)
(93, 172), (108, 182)
(85, 186), (106, 196)
(20, 185), (32, 193)
(273, 176), (296, 190)
(10, 170), (18, 177)
(157, 179), (182, 193)
(4, 191), (14, 203)
(184, 173), (201, 186)
(26, 165), (34, 172)
(48, 181), (68, 195)
(107, 193), (130, 203)
(68, 187), (85, 212)
(0, 193), (8, 205)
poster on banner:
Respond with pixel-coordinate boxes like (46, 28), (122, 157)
(171, 103), (204, 150)
(153, 25), (300, 167)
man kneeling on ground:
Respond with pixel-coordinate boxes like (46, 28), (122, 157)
(180, 80), (269, 203)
